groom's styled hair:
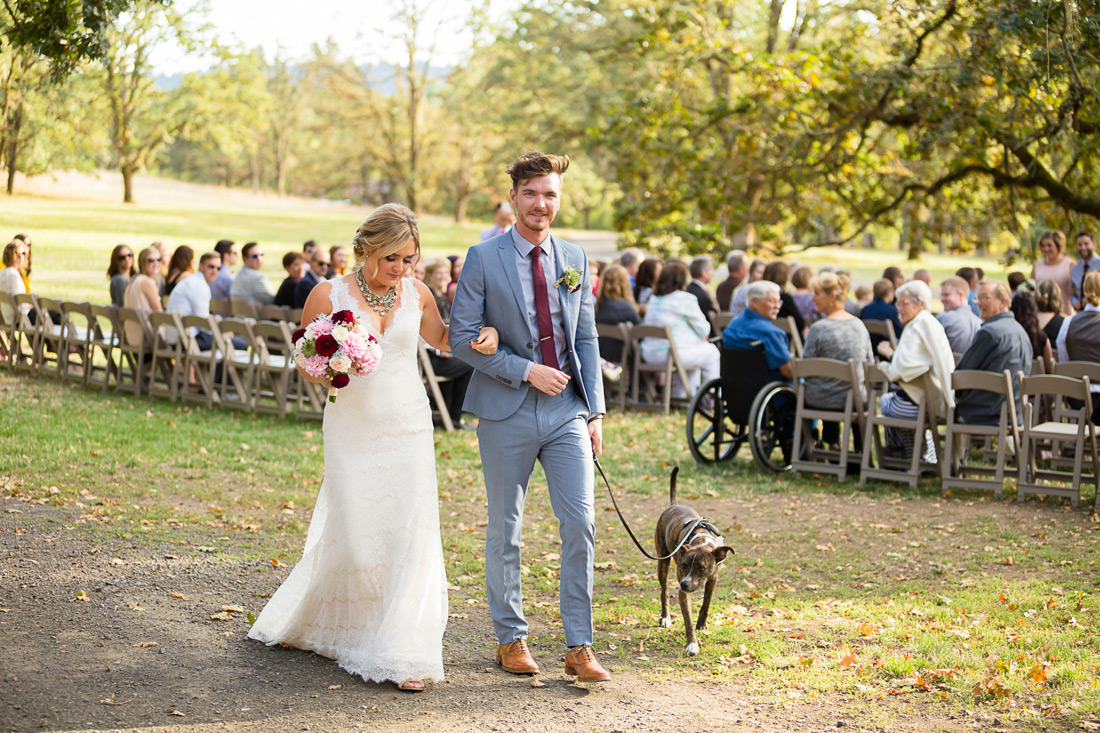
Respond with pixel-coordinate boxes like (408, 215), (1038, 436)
(507, 151), (570, 189)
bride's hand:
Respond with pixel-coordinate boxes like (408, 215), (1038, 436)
(471, 326), (498, 355)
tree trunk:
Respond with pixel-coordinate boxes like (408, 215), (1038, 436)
(122, 166), (136, 203)
(453, 194), (471, 223)
(4, 101), (20, 195)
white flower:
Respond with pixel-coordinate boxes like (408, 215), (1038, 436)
(304, 323), (318, 339)
(294, 353), (306, 367)
(331, 324), (349, 342)
(329, 355), (352, 374)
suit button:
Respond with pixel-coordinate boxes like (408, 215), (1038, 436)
(526, 343), (533, 349)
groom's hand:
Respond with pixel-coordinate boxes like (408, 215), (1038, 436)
(528, 364), (571, 396)
(588, 417), (603, 456)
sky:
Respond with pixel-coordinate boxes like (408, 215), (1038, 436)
(153, 0), (520, 73)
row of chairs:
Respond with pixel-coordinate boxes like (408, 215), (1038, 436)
(207, 298), (302, 324)
(787, 356), (1099, 508)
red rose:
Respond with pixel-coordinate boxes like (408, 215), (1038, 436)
(292, 328), (306, 343)
(315, 334), (339, 357)
(331, 310), (354, 325)
(330, 374), (350, 389)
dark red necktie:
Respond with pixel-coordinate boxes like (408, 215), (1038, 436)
(529, 245), (560, 370)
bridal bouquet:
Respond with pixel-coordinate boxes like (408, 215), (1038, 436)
(292, 310), (381, 403)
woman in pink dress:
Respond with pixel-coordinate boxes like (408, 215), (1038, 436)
(1031, 230), (1075, 315)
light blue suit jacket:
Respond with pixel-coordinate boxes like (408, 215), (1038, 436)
(449, 231), (605, 421)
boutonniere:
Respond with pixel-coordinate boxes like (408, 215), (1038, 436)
(554, 265), (582, 292)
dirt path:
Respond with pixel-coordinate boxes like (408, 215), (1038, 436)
(2, 498), (1056, 733)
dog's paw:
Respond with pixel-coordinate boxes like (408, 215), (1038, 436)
(659, 616), (672, 629)
(684, 641), (700, 656)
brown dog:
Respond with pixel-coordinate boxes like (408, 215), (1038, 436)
(655, 467), (734, 655)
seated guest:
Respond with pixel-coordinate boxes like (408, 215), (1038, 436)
(861, 278), (903, 352)
(1035, 279), (1065, 346)
(790, 265), (817, 325)
(912, 269), (932, 285)
(634, 257), (662, 310)
(1031, 230), (1074, 314)
(152, 241), (170, 291)
(480, 202), (515, 241)
(1056, 270), (1100, 423)
(716, 251), (747, 311)
(446, 256), (463, 306)
(936, 276), (981, 354)
(122, 246), (164, 348)
(424, 258), (474, 429)
(12, 233), (31, 292)
(411, 258), (426, 281)
(722, 280), (792, 382)
(641, 260), (720, 397)
(107, 244), (136, 307)
(847, 283), (872, 316)
(956, 266), (980, 314)
(763, 261), (806, 335)
(954, 280), (1032, 425)
(164, 245), (195, 295)
(274, 252), (307, 307)
(0, 240), (29, 324)
(875, 281), (955, 462)
(328, 245), (350, 278)
(883, 266), (905, 288)
(686, 255), (718, 334)
(594, 265), (641, 363)
(302, 240), (317, 257)
(210, 239), (237, 301)
(166, 253), (246, 351)
(230, 242), (275, 305)
(1011, 291), (1053, 374)
(802, 272), (874, 447)
(293, 249), (331, 309)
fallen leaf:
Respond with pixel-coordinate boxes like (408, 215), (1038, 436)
(100, 695), (133, 706)
(169, 592), (187, 600)
(222, 605), (245, 613)
(530, 677), (547, 688)
(167, 709), (185, 716)
(75, 591), (89, 602)
(132, 641), (158, 648)
(328, 684), (342, 690)
(209, 611), (233, 621)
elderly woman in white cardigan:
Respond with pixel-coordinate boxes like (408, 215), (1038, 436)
(640, 260), (720, 398)
(875, 280), (955, 463)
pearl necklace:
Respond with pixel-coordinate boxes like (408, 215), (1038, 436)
(355, 268), (398, 317)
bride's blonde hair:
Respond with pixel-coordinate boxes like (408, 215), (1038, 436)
(352, 203), (420, 278)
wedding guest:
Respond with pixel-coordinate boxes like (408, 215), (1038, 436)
(633, 257), (662, 309)
(912, 269), (932, 285)
(328, 245), (350, 278)
(790, 265), (817, 324)
(883, 266), (905, 289)
(1007, 271), (1028, 294)
(722, 280), (791, 382)
(641, 260), (720, 398)
(763, 261), (806, 334)
(850, 283), (872, 315)
(294, 249), (330, 309)
(802, 272), (873, 448)
(716, 251), (747, 311)
(107, 244), (136, 307)
(619, 247), (644, 286)
(589, 260), (601, 298)
(446, 256), (464, 306)
(686, 255), (718, 331)
(210, 239), (237, 300)
(164, 253), (219, 345)
(152, 241), (170, 290)
(1056, 270), (1100, 423)
(164, 245), (195, 295)
(936, 276), (981, 353)
(0, 240), (28, 324)
(302, 240), (317, 257)
(1069, 232), (1100, 311)
(274, 252), (307, 307)
(874, 280), (954, 463)
(230, 242), (275, 305)
(424, 258), (474, 429)
(861, 278), (903, 352)
(748, 257), (765, 282)
(1029, 230), (1073, 315)
(1011, 291), (1053, 374)
(412, 258), (426, 281)
(122, 246), (163, 348)
(594, 265), (640, 363)
(956, 266), (980, 314)
(12, 233), (30, 292)
(1035, 279), (1065, 346)
(480, 202), (515, 241)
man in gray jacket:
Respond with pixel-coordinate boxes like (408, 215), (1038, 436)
(229, 242), (275, 306)
(954, 279), (1032, 425)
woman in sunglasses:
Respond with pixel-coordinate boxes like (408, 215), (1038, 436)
(107, 244), (137, 307)
(122, 246), (164, 347)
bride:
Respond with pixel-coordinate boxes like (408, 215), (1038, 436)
(248, 203), (496, 692)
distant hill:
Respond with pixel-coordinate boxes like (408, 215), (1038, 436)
(154, 62), (451, 94)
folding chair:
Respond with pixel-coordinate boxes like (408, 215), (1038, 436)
(34, 296), (65, 378)
(11, 293), (38, 373)
(59, 302), (94, 385)
(230, 301), (259, 320)
(218, 318), (256, 410)
(941, 370), (1021, 497)
(209, 298), (231, 317)
(114, 307), (150, 395)
(258, 304), (290, 322)
(774, 315), (803, 358)
(595, 321), (631, 413)
(860, 365), (943, 489)
(1016, 373), (1099, 508)
(287, 308), (303, 325)
(251, 320), (297, 417)
(863, 319), (898, 355)
(628, 324), (693, 413)
(147, 312), (185, 401)
(0, 292), (19, 368)
(790, 357), (865, 481)
(419, 341), (455, 431)
(708, 312), (734, 339)
(86, 305), (121, 390)
(180, 315), (225, 408)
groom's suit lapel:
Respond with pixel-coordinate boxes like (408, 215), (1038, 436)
(551, 234), (578, 343)
(494, 236), (534, 341)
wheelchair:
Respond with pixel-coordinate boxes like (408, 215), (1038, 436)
(685, 344), (797, 472)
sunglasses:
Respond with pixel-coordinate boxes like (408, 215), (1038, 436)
(249, 252), (264, 259)
(147, 257), (161, 263)
(120, 253), (133, 259)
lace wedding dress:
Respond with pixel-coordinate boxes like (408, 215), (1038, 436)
(248, 277), (448, 684)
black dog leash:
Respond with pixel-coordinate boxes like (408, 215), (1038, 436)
(594, 457), (708, 562)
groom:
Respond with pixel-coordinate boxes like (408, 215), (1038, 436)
(450, 151), (609, 682)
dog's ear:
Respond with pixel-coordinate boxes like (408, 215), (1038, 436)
(714, 546), (735, 563)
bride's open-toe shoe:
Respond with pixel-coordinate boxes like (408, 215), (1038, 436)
(397, 679), (425, 692)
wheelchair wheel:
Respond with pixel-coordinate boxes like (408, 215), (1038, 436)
(749, 381), (797, 473)
(686, 378), (747, 463)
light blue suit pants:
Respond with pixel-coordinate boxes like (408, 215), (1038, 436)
(477, 386), (595, 647)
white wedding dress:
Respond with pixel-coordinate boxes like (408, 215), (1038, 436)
(248, 277), (448, 684)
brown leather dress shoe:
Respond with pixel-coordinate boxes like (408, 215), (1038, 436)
(496, 638), (540, 674)
(564, 644), (611, 682)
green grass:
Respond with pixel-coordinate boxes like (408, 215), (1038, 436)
(3, 370), (1099, 727)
